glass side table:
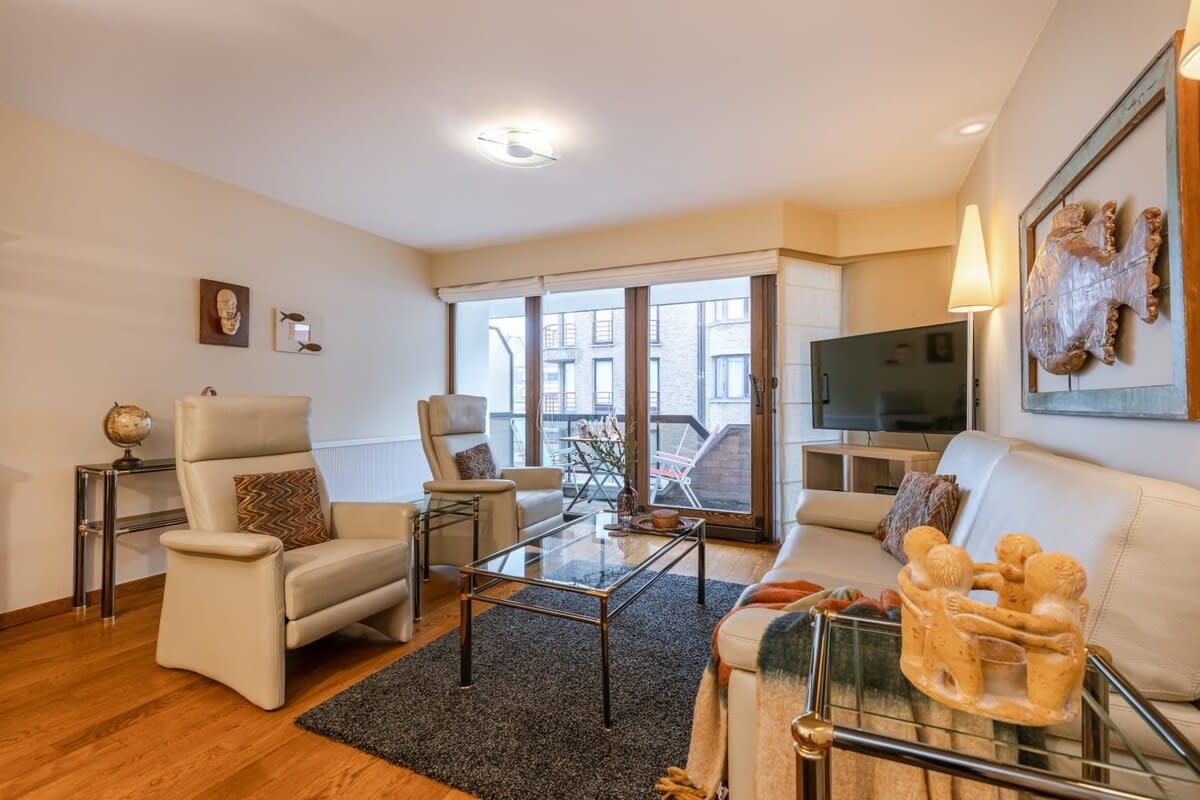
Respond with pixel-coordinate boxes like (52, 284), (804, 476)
(410, 493), (480, 620)
(791, 609), (1200, 800)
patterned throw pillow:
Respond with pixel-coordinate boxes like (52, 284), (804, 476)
(233, 467), (329, 550)
(875, 472), (960, 564)
(454, 442), (499, 480)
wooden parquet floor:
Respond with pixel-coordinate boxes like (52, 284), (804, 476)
(0, 540), (777, 799)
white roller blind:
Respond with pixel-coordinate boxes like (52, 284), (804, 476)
(541, 250), (778, 294)
(436, 276), (544, 303)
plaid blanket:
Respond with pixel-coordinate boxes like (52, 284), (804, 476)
(659, 581), (1040, 800)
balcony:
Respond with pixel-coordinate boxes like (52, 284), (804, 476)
(593, 391), (614, 413)
(592, 319), (613, 344)
(649, 390), (660, 412)
(543, 391), (577, 413)
(543, 323), (576, 349)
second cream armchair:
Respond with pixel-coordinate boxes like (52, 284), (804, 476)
(417, 395), (564, 566)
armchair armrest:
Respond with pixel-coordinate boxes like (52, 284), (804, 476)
(423, 479), (516, 494)
(331, 501), (417, 541)
(794, 489), (894, 534)
(159, 529), (282, 559)
(499, 466), (563, 491)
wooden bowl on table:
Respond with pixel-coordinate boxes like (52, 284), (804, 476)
(650, 509), (681, 531)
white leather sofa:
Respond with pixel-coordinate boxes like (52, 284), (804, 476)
(721, 431), (1200, 798)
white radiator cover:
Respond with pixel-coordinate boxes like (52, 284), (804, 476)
(312, 436), (431, 503)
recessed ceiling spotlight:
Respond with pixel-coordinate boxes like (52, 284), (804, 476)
(476, 126), (559, 168)
(957, 121), (989, 136)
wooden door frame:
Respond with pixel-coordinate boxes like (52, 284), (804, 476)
(524, 295), (543, 466)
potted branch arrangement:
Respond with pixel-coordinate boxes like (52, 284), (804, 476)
(577, 415), (638, 531)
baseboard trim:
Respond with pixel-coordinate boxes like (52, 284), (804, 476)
(0, 573), (166, 631)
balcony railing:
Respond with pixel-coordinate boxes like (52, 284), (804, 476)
(649, 390), (660, 412)
(649, 318), (660, 344)
(543, 391), (577, 413)
(593, 319), (613, 344)
(593, 391), (614, 412)
(543, 323), (576, 349)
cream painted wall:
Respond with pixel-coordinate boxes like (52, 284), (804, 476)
(0, 104), (443, 614)
(431, 198), (957, 288)
(957, 0), (1200, 487)
(841, 248), (958, 456)
(842, 248), (956, 336)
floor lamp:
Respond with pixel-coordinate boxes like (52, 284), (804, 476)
(948, 204), (994, 430)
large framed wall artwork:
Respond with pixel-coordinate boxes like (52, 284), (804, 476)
(1018, 32), (1200, 420)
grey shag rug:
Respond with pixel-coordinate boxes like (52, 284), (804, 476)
(296, 570), (744, 800)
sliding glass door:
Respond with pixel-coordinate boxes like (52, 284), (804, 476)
(450, 275), (775, 541)
(452, 298), (527, 467)
(644, 278), (753, 514)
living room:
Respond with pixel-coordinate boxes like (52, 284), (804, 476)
(3, 1), (1200, 798)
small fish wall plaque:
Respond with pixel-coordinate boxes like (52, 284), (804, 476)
(274, 309), (323, 354)
(1023, 201), (1161, 375)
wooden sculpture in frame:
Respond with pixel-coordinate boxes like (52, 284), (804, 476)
(1018, 33), (1200, 419)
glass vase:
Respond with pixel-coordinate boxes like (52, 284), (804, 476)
(616, 481), (639, 527)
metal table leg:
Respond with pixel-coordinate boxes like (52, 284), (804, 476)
(411, 514), (422, 621)
(1082, 646), (1111, 783)
(697, 521), (706, 605)
(459, 572), (473, 689)
(600, 594), (612, 729)
(472, 494), (480, 560)
(100, 470), (118, 622)
(73, 468), (88, 611)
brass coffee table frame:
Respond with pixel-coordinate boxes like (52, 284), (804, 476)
(791, 609), (1200, 800)
(410, 494), (480, 621)
(458, 511), (706, 729)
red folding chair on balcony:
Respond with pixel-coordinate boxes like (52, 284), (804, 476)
(648, 424), (723, 508)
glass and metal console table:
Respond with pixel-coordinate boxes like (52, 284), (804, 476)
(458, 510), (705, 729)
(410, 493), (480, 620)
(791, 609), (1200, 800)
(74, 459), (186, 622)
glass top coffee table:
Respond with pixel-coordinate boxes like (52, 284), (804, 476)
(458, 510), (706, 729)
(790, 609), (1200, 800)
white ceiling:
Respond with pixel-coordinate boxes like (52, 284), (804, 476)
(0, 0), (1056, 252)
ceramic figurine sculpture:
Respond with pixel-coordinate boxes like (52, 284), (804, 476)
(898, 529), (1088, 725)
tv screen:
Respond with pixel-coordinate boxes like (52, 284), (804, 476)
(811, 321), (968, 434)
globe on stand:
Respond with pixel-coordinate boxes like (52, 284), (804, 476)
(103, 402), (153, 469)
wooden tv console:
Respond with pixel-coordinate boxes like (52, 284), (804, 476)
(802, 443), (940, 493)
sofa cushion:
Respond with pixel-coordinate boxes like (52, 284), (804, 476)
(875, 472), (959, 563)
(283, 538), (409, 619)
(454, 442), (499, 480)
(960, 450), (1200, 703)
(718, 607), (782, 673)
(516, 489), (563, 530)
(794, 489), (895, 533)
(935, 431), (1037, 544)
(764, 524), (901, 598)
(233, 467), (329, 550)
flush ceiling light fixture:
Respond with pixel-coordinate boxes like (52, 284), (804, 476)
(957, 121), (989, 136)
(476, 126), (559, 168)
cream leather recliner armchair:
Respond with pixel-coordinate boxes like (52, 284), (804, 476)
(417, 395), (564, 565)
(156, 395), (416, 711)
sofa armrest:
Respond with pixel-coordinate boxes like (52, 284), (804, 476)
(499, 466), (563, 491)
(331, 501), (417, 541)
(159, 529), (282, 559)
(717, 607), (787, 673)
(423, 479), (516, 494)
(794, 489), (894, 534)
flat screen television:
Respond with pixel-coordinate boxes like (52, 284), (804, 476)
(810, 321), (968, 434)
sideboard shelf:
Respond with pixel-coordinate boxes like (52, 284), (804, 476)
(802, 443), (939, 493)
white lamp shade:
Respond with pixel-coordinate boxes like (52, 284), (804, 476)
(948, 204), (994, 312)
(1183, 0), (1200, 79)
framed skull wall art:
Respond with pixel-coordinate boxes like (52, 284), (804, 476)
(199, 278), (250, 347)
